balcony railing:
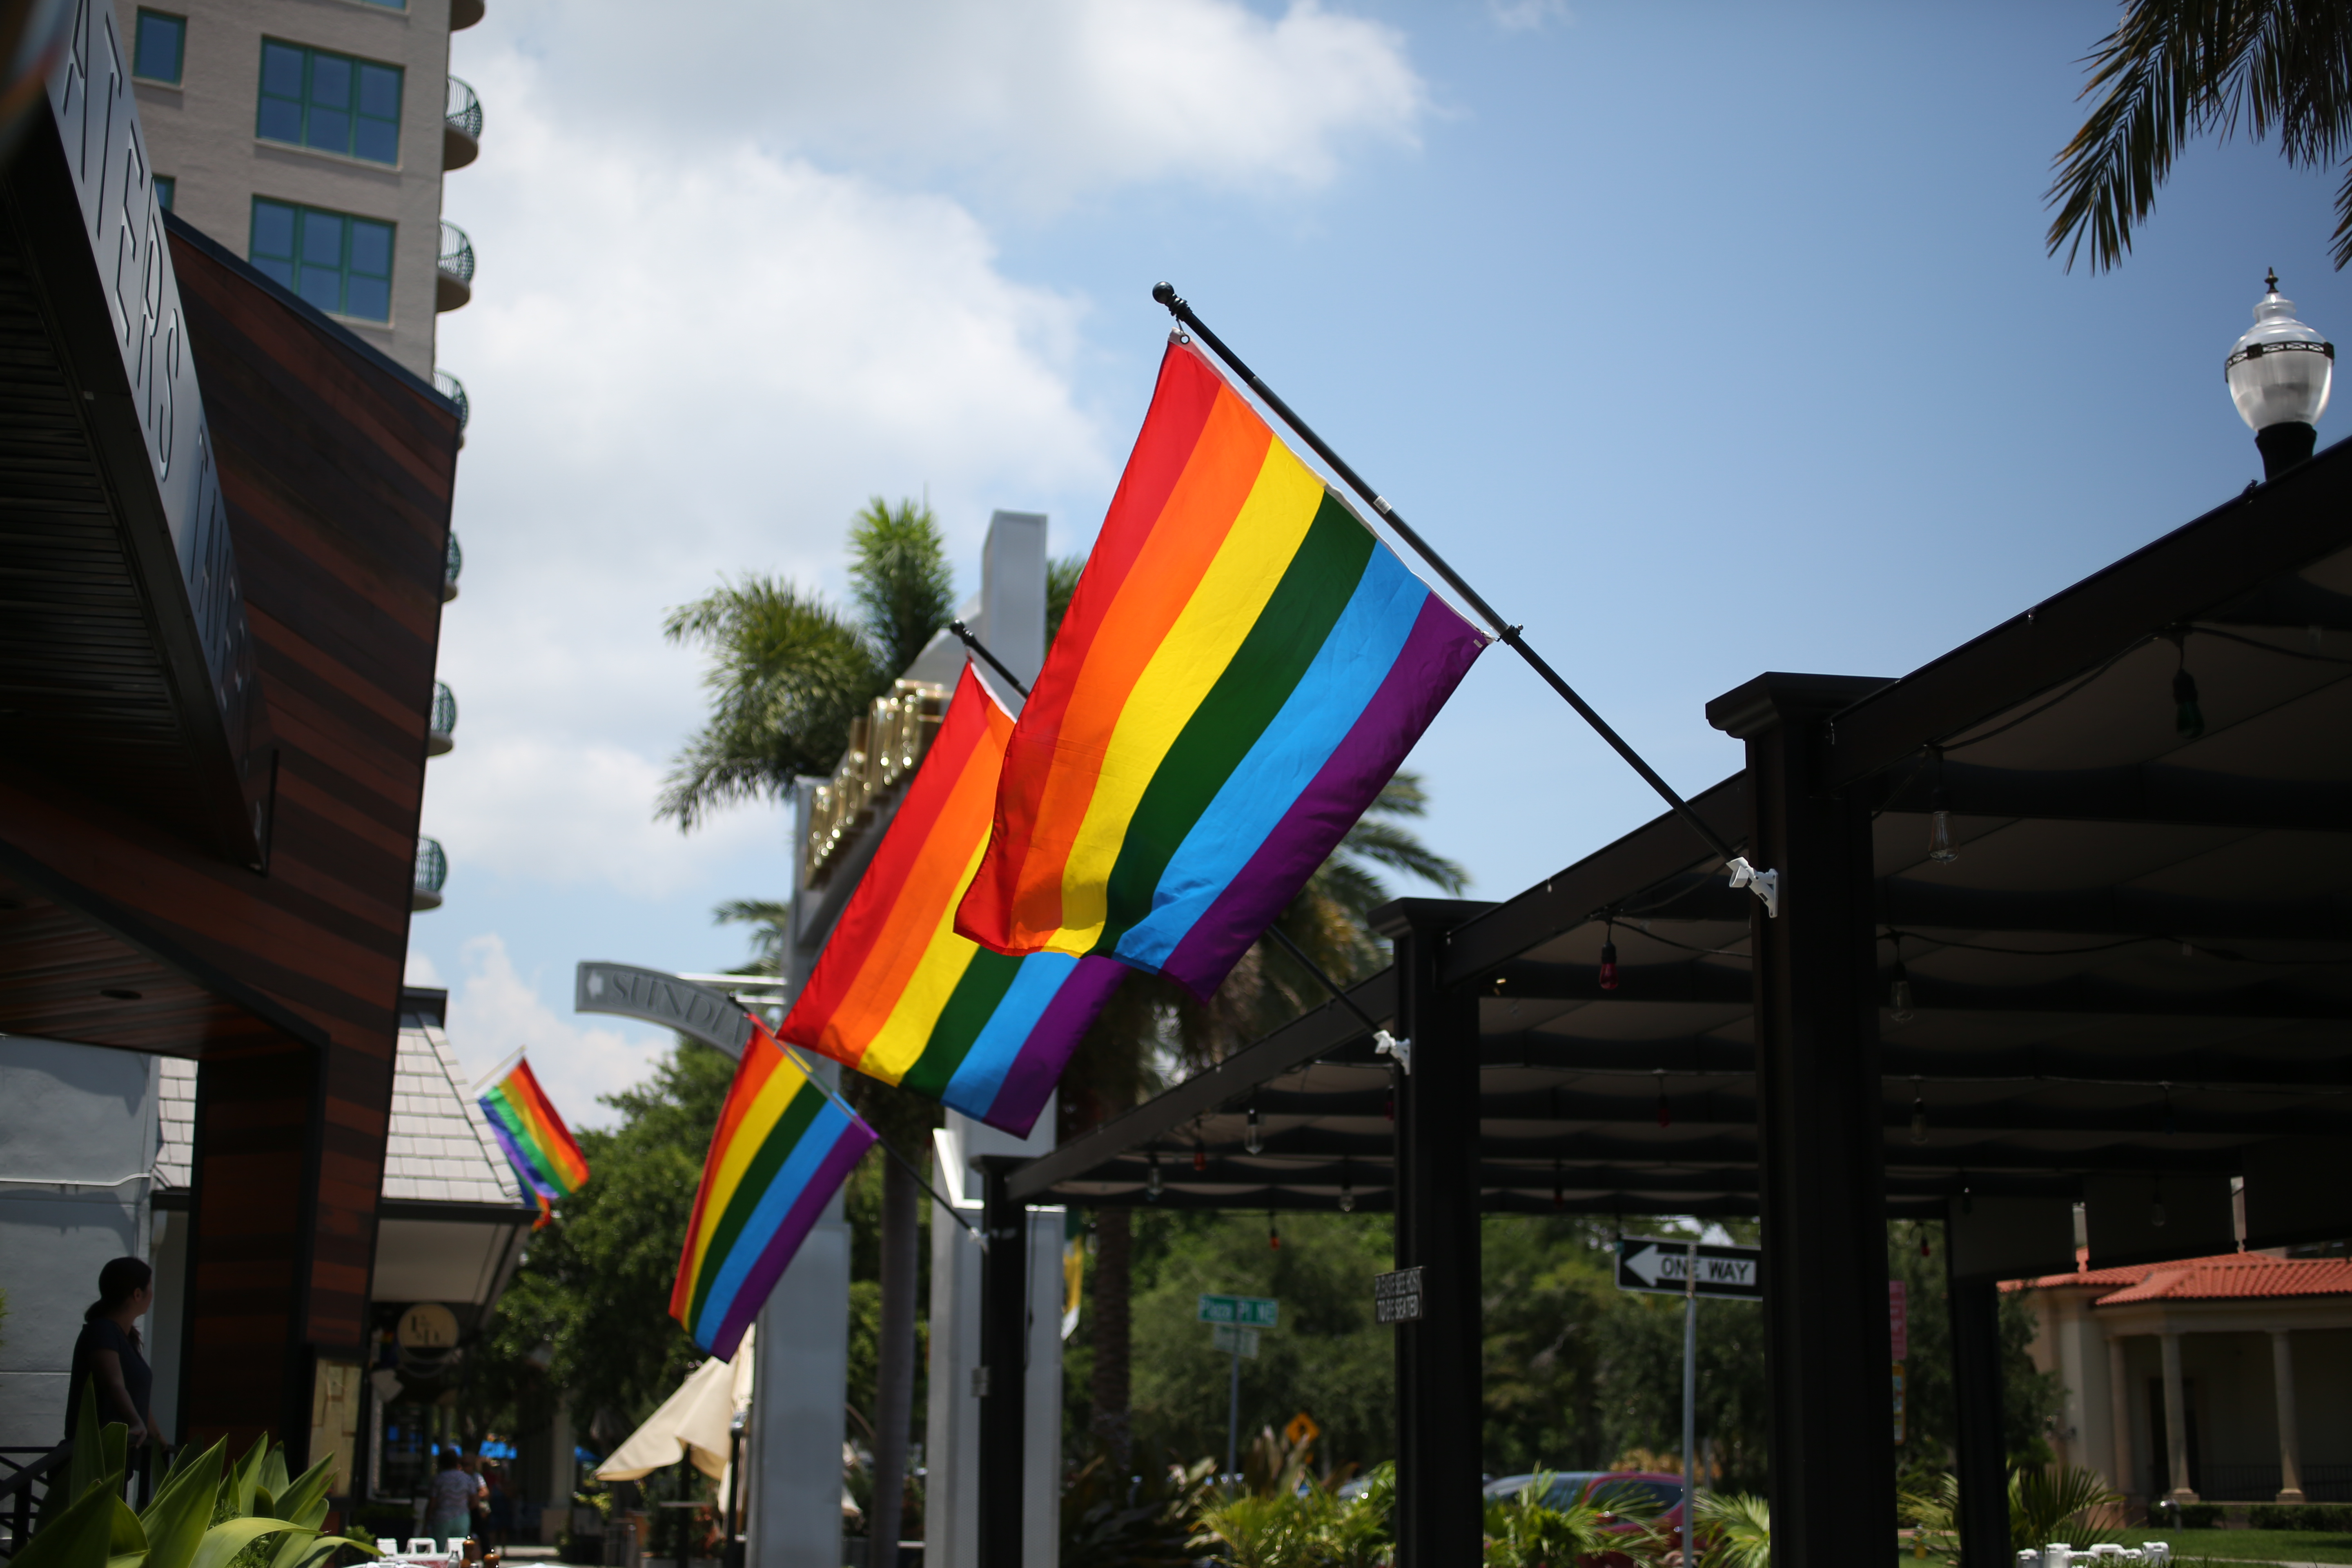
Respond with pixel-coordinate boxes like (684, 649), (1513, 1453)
(414, 836), (447, 911)
(428, 680), (457, 756)
(444, 77), (482, 170)
(433, 369), (469, 433)
(437, 222), (474, 312)
(444, 531), (461, 603)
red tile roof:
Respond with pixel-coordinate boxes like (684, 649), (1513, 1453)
(2011, 1251), (2352, 1305)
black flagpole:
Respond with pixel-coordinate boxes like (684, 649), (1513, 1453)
(1149, 283), (1776, 914)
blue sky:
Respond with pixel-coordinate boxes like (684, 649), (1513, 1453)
(420, 0), (2350, 1127)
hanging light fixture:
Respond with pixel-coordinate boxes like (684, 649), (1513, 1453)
(1194, 1141), (1208, 1173)
(2150, 1171), (2169, 1229)
(1338, 1159), (1356, 1214)
(1267, 1211), (1282, 1250)
(1598, 915), (1621, 992)
(1888, 935), (1916, 1024)
(2168, 632), (2206, 740)
(2226, 270), (2334, 480)
(1909, 1093), (1929, 1146)
(1245, 1103), (1264, 1155)
(1147, 1149), (1163, 1202)
(1927, 747), (1958, 864)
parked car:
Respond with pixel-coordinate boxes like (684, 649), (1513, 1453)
(1480, 1470), (1688, 1565)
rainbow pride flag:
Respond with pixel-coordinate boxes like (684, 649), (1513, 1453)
(671, 1017), (875, 1359)
(956, 341), (1486, 997)
(479, 1059), (590, 1225)
(780, 665), (1126, 1137)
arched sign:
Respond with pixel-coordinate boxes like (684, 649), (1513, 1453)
(574, 962), (755, 1059)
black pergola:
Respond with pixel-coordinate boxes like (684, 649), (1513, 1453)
(977, 441), (2352, 1568)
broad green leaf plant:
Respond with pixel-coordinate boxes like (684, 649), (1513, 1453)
(20, 1385), (380, 1568)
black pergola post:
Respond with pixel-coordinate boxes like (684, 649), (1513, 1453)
(1374, 898), (1486, 1568)
(976, 1158), (1028, 1568)
(1948, 1267), (2010, 1568)
(1708, 674), (1897, 1568)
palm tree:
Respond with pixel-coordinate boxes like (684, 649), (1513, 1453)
(664, 497), (953, 1568)
(2045, 0), (2352, 270)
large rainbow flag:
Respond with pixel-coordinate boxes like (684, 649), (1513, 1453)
(780, 665), (1125, 1137)
(479, 1058), (590, 1225)
(956, 341), (1486, 997)
(671, 1018), (875, 1359)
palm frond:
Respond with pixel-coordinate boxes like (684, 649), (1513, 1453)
(1336, 818), (1470, 894)
(657, 575), (880, 829)
(847, 497), (956, 673)
(1047, 552), (1087, 648)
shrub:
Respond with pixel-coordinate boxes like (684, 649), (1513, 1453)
(2173, 1503), (2224, 1529)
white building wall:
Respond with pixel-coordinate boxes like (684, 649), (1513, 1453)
(0, 1038), (161, 1448)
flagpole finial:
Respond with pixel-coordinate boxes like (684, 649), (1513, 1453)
(1152, 281), (1183, 312)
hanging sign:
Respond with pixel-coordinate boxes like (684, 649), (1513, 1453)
(1890, 1280), (1909, 1361)
(1615, 1238), (1763, 1300)
(1893, 1362), (1908, 1445)
(1373, 1267), (1425, 1323)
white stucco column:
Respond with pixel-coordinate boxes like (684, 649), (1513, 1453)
(2160, 1331), (2196, 1503)
(2108, 1336), (2135, 1499)
(2270, 1330), (2305, 1503)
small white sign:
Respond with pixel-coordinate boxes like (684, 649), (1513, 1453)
(1212, 1324), (1260, 1358)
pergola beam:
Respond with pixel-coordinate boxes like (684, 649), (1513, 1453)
(1875, 759), (2352, 833)
(1468, 1032), (2352, 1088)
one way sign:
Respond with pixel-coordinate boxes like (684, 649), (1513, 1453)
(1615, 1237), (1764, 1301)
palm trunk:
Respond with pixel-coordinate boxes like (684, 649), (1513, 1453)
(1089, 1205), (1133, 1470)
(868, 1156), (918, 1568)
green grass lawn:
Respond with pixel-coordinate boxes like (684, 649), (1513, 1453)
(2103, 1532), (2352, 1565)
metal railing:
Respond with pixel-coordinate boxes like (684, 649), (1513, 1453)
(433, 370), (469, 432)
(446, 76), (482, 141)
(429, 681), (457, 754)
(438, 223), (475, 287)
(444, 531), (462, 602)
(2, 1442), (71, 1559)
(415, 837), (448, 909)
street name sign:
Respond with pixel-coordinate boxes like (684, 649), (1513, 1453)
(1373, 1267), (1425, 1324)
(1198, 1294), (1278, 1328)
(1614, 1238), (1763, 1301)
(1212, 1324), (1260, 1358)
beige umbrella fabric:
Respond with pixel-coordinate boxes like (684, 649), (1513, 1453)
(593, 1326), (753, 1483)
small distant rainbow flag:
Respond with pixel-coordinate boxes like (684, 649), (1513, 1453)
(780, 665), (1125, 1136)
(956, 340), (1486, 997)
(671, 1018), (875, 1359)
(479, 1059), (590, 1226)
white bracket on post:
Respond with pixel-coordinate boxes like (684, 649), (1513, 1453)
(1726, 857), (1780, 918)
(1374, 1029), (1412, 1075)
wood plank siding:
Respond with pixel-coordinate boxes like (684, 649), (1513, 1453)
(0, 220), (457, 1456)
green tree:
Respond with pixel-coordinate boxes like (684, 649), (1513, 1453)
(2046, 0), (2352, 270)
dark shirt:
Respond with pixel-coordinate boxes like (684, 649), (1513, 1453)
(64, 1319), (151, 1439)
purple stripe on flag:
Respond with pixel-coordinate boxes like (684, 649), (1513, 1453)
(1160, 598), (1485, 999)
(979, 956), (1129, 1138)
(486, 1115), (558, 1203)
(703, 1125), (875, 1360)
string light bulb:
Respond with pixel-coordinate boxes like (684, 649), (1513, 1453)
(1146, 1150), (1162, 1202)
(1339, 1163), (1356, 1213)
(1599, 916), (1620, 992)
(1888, 936), (1916, 1024)
(2151, 1169), (2169, 1228)
(2171, 634), (2205, 739)
(1909, 1096), (1929, 1146)
(1267, 1211), (1281, 1250)
(1194, 1142), (1207, 1173)
(1927, 748), (1959, 863)
(1245, 1104), (1263, 1156)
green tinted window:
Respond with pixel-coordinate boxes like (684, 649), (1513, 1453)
(250, 198), (394, 321)
(133, 11), (185, 83)
(257, 40), (401, 165)
(154, 176), (176, 212)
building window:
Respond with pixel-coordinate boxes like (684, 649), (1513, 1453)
(257, 40), (402, 165)
(133, 11), (185, 84)
(250, 198), (393, 321)
(154, 176), (176, 212)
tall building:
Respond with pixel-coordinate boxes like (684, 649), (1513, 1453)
(113, 0), (481, 381)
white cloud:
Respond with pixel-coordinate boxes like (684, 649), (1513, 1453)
(427, 60), (1110, 889)
(443, 933), (670, 1131)
(487, 0), (1426, 210)
(404, 949), (445, 988)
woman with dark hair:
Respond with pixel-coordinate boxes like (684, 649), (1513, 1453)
(64, 1256), (157, 1447)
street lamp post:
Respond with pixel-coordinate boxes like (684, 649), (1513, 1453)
(2226, 270), (2334, 480)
